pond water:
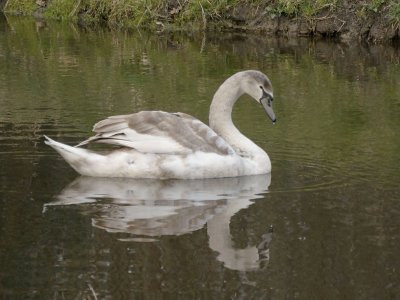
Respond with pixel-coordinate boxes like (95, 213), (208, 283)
(1, 15), (400, 299)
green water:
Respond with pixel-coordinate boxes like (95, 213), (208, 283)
(1, 16), (400, 299)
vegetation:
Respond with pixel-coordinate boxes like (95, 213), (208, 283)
(3, 0), (36, 15)
(43, 0), (78, 21)
(388, 2), (400, 23)
(2, 0), (400, 40)
(271, 0), (336, 17)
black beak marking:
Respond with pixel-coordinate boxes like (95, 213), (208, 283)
(260, 86), (273, 103)
(259, 86), (276, 123)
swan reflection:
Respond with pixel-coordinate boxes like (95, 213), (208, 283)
(45, 174), (272, 271)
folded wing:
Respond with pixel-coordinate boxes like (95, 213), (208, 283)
(75, 111), (234, 156)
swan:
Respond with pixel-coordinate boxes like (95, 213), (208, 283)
(44, 70), (276, 179)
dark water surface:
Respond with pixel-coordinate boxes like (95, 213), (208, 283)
(1, 16), (400, 299)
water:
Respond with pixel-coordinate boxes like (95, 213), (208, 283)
(1, 15), (400, 299)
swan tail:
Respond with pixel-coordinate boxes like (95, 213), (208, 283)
(44, 135), (104, 175)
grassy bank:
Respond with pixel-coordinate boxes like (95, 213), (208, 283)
(3, 0), (400, 41)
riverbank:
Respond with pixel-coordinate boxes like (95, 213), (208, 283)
(2, 0), (400, 43)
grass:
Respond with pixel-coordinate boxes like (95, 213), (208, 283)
(271, 0), (337, 17)
(367, 0), (385, 13)
(44, 0), (78, 21)
(388, 2), (400, 23)
(78, 0), (169, 28)
(3, 0), (400, 31)
(4, 0), (36, 15)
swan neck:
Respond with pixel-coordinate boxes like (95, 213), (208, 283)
(209, 76), (241, 129)
(208, 74), (268, 163)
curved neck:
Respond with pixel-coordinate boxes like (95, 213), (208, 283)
(207, 198), (259, 271)
(209, 75), (265, 158)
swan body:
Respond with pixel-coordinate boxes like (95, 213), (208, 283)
(45, 70), (276, 179)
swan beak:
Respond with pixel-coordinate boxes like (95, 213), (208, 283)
(260, 96), (276, 124)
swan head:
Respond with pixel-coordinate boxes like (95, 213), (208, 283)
(240, 70), (276, 123)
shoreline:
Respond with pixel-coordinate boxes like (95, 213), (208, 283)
(2, 0), (400, 43)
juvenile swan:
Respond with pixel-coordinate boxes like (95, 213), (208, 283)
(45, 70), (276, 179)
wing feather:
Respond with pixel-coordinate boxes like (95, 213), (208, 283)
(75, 111), (233, 155)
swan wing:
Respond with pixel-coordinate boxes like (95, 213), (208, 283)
(76, 111), (234, 155)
